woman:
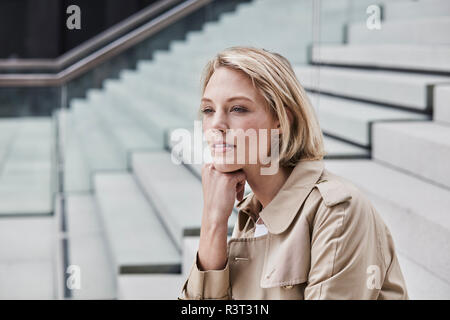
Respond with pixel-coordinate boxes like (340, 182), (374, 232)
(178, 46), (409, 300)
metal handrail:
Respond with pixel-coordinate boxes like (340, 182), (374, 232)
(0, 0), (212, 86)
(0, 0), (182, 71)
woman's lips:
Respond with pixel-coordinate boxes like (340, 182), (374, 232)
(212, 143), (235, 153)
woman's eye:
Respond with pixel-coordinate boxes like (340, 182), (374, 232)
(231, 105), (247, 112)
(201, 108), (213, 114)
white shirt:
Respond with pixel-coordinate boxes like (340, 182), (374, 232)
(254, 216), (268, 237)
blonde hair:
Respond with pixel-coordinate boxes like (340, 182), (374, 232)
(199, 46), (326, 167)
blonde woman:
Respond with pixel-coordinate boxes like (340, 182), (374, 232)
(179, 46), (408, 300)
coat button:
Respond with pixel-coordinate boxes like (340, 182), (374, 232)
(283, 285), (294, 289)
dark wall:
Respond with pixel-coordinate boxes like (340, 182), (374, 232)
(0, 0), (157, 59)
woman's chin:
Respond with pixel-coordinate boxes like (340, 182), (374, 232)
(212, 161), (244, 173)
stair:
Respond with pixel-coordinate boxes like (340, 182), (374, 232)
(131, 151), (237, 249)
(306, 92), (428, 147)
(94, 172), (181, 274)
(435, 85), (450, 124)
(71, 100), (125, 178)
(383, 0), (450, 21)
(311, 44), (450, 73)
(0, 117), (54, 216)
(66, 193), (116, 299)
(60, 109), (91, 193)
(295, 65), (450, 111)
(0, 216), (57, 299)
(104, 77), (193, 142)
(348, 17), (450, 45)
(87, 90), (161, 167)
(373, 121), (450, 189)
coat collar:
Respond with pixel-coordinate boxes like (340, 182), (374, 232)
(236, 159), (325, 235)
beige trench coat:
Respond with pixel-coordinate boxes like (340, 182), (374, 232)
(179, 159), (409, 300)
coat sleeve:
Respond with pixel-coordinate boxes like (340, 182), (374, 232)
(178, 251), (231, 300)
(303, 192), (408, 300)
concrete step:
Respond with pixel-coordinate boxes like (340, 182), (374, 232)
(66, 193), (117, 299)
(136, 60), (202, 93)
(171, 36), (312, 65)
(384, 0), (450, 21)
(0, 117), (54, 216)
(154, 6), (317, 65)
(118, 71), (200, 121)
(435, 85), (450, 124)
(182, 0), (352, 50)
(70, 100), (125, 179)
(238, 0), (310, 11)
(59, 109), (91, 193)
(397, 252), (450, 299)
(0, 119), (16, 165)
(118, 274), (184, 299)
(0, 216), (56, 299)
(323, 135), (369, 158)
(220, 7), (312, 23)
(159, 38), (310, 67)
(349, 17), (450, 45)
(131, 151), (237, 249)
(94, 172), (181, 274)
(117, 234), (236, 299)
(311, 44), (450, 73)
(86, 89), (161, 168)
(306, 92), (428, 147)
(324, 159), (450, 289)
(204, 11), (312, 33)
(119, 233), (227, 299)
(373, 120), (450, 189)
(295, 65), (450, 111)
(103, 78), (193, 146)
(182, 236), (201, 278)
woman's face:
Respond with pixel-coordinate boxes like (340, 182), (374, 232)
(201, 66), (280, 173)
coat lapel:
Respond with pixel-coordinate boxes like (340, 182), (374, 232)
(236, 159), (326, 288)
(237, 159), (325, 234)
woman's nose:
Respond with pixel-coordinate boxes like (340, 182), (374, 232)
(203, 112), (229, 141)
(209, 111), (229, 132)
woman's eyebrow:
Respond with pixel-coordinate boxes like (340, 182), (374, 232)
(201, 96), (254, 103)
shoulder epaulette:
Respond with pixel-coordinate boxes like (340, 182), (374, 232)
(314, 179), (352, 207)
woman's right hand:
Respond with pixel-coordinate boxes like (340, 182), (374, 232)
(201, 163), (247, 226)
(198, 163), (246, 271)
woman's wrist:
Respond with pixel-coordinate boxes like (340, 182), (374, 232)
(198, 214), (229, 271)
(201, 208), (230, 228)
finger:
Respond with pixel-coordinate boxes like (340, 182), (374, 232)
(236, 182), (245, 201)
(236, 187), (245, 202)
(231, 170), (246, 184)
